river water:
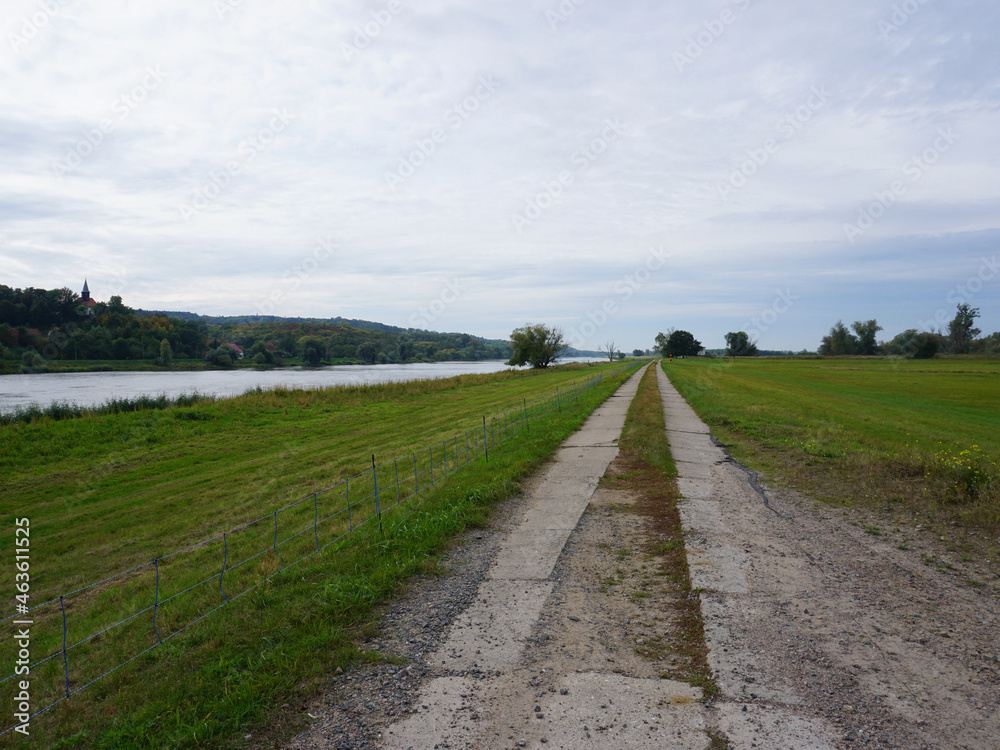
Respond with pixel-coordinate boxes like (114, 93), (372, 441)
(0, 359), (603, 413)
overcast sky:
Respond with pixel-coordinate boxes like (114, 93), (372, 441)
(2, 0), (998, 352)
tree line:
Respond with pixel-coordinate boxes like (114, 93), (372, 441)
(818, 304), (998, 358)
(651, 304), (998, 359)
(0, 287), (203, 364)
(0, 285), (511, 369)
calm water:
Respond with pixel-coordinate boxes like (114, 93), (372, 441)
(0, 359), (602, 412)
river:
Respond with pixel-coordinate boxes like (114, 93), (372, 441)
(0, 359), (604, 413)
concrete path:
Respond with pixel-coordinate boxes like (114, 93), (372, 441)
(656, 364), (840, 749)
(380, 364), (713, 749)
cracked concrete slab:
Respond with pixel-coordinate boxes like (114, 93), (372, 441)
(522, 672), (709, 749)
(435, 580), (556, 671)
(656, 364), (839, 749)
(379, 365), (654, 749)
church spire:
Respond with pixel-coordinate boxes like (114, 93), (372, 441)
(81, 279), (96, 308)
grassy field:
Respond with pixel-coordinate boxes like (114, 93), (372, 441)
(0, 361), (636, 748)
(663, 357), (1000, 542)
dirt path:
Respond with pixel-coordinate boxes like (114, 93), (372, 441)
(282, 363), (999, 750)
(657, 364), (1000, 750)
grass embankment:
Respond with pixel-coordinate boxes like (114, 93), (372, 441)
(606, 364), (717, 699)
(0, 357), (498, 376)
(0, 359), (241, 375)
(0, 362), (634, 749)
(664, 357), (1000, 540)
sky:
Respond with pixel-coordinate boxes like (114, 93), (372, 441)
(2, 0), (998, 353)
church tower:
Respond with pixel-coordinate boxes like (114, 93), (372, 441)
(81, 279), (96, 308)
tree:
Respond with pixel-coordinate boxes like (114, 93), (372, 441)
(632, 349), (644, 357)
(356, 341), (378, 364)
(657, 329), (702, 357)
(653, 328), (676, 357)
(819, 321), (858, 356)
(205, 345), (234, 367)
(883, 329), (919, 356)
(397, 333), (414, 362)
(507, 324), (566, 369)
(112, 337), (131, 359)
(948, 304), (980, 354)
(911, 332), (940, 359)
(302, 338), (325, 366)
(601, 340), (616, 363)
(158, 338), (172, 365)
(248, 341), (275, 364)
(972, 331), (1000, 354)
(22, 350), (44, 368)
(724, 331), (759, 357)
(851, 319), (883, 356)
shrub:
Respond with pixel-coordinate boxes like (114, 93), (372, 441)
(910, 333), (940, 359)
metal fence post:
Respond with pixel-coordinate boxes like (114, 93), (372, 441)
(60, 596), (70, 699)
(372, 454), (383, 537)
(313, 492), (320, 550)
(394, 458), (400, 504)
(413, 452), (418, 494)
(346, 480), (352, 531)
(273, 511), (285, 571)
(219, 534), (230, 602)
(153, 558), (162, 644)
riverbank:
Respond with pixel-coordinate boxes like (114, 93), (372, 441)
(0, 355), (511, 375)
(0, 360), (541, 415)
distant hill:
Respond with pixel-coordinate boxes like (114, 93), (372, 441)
(135, 310), (415, 334)
(136, 310), (602, 358)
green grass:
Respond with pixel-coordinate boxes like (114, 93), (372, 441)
(663, 357), (1000, 531)
(0, 362), (635, 748)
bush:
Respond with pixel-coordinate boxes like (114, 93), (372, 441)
(910, 333), (940, 359)
(206, 346), (234, 367)
(20, 350), (48, 373)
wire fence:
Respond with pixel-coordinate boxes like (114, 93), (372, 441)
(1, 361), (640, 737)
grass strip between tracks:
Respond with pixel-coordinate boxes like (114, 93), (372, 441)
(605, 363), (719, 701)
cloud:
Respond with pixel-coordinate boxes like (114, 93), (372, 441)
(1, 0), (998, 351)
